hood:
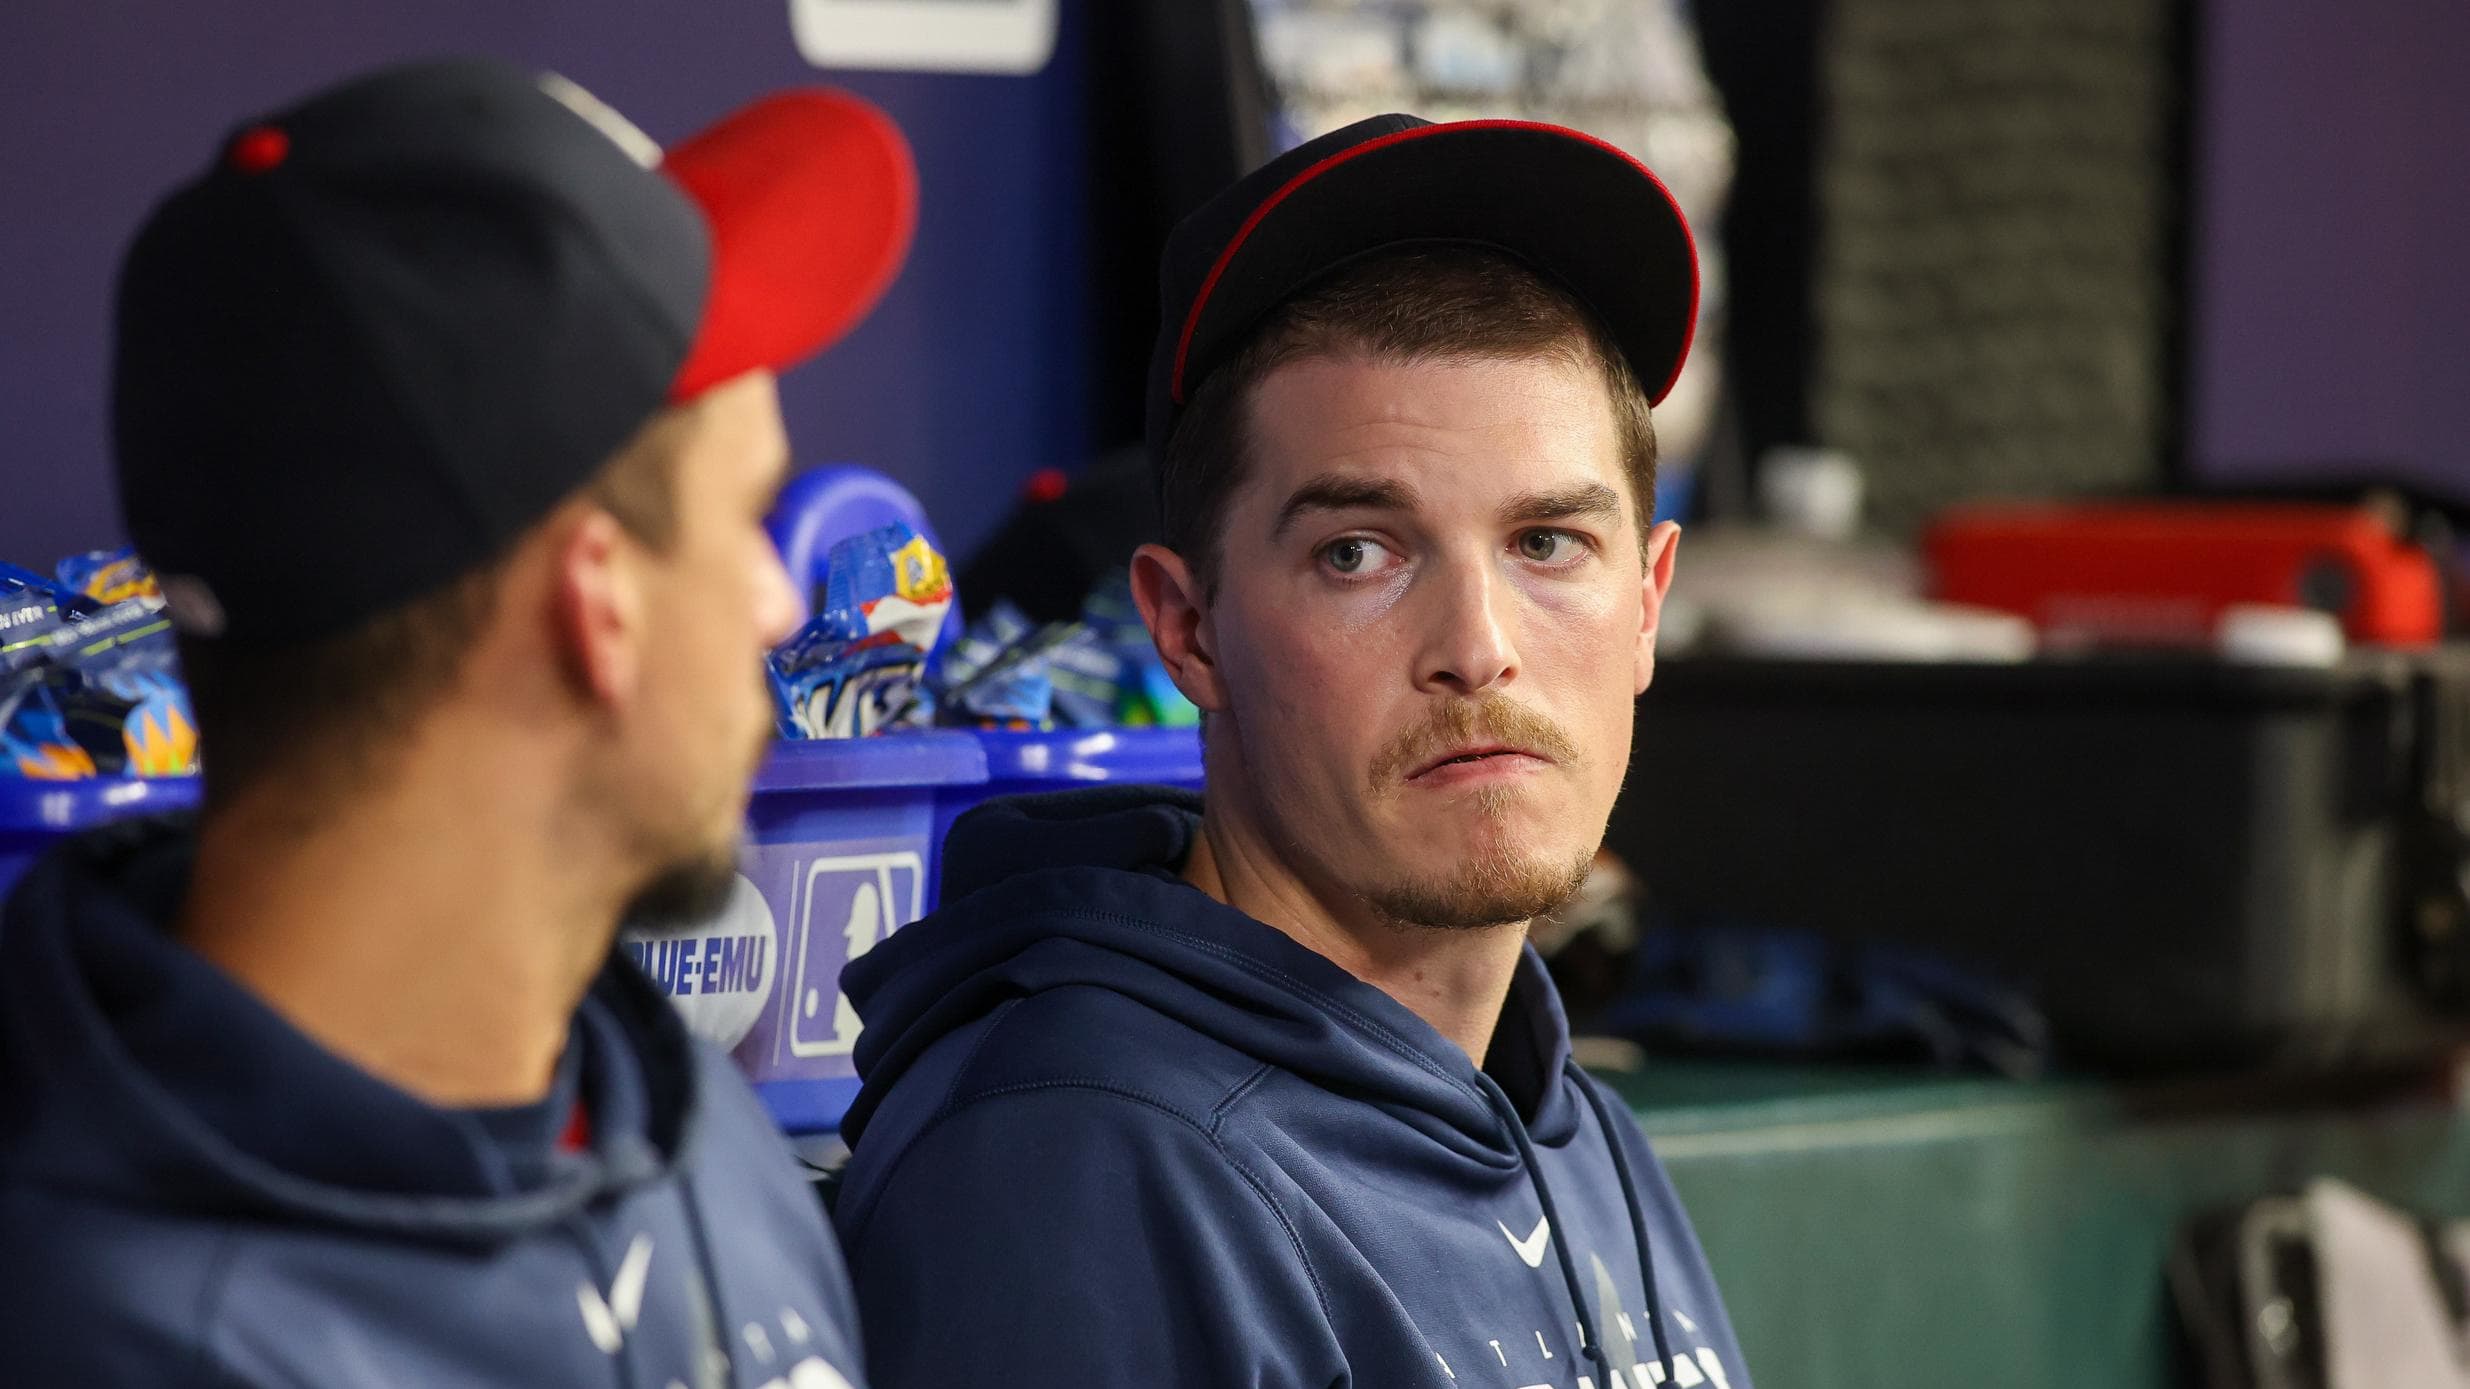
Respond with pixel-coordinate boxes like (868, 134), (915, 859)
(839, 785), (1583, 1152)
(0, 818), (693, 1246)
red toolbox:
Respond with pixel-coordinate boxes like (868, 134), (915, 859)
(1925, 502), (2445, 647)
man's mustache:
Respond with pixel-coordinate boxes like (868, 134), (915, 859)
(1369, 695), (1580, 789)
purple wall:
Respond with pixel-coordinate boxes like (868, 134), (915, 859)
(2186, 0), (2470, 499)
(0, 1), (1092, 567)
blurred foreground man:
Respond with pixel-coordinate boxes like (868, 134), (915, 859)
(0, 58), (914, 1388)
(834, 117), (1750, 1389)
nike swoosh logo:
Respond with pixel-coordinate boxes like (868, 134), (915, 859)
(577, 1233), (655, 1355)
(1498, 1216), (1551, 1268)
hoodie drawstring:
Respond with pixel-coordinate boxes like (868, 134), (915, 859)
(679, 1176), (735, 1386)
(1473, 1071), (1616, 1388)
(1569, 1061), (1683, 1382)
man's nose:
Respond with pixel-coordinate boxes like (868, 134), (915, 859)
(1411, 554), (1517, 696)
(755, 544), (807, 649)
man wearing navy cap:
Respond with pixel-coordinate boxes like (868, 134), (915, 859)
(0, 58), (912, 1388)
(832, 117), (1749, 1388)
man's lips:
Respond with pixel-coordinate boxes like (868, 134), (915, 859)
(1407, 744), (1547, 781)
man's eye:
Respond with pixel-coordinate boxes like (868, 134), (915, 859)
(1322, 537), (1391, 575)
(1517, 530), (1584, 563)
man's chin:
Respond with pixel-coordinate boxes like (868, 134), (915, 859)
(1364, 840), (1594, 933)
(621, 845), (743, 936)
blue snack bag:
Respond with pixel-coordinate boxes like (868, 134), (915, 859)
(950, 663), (1052, 730)
(1045, 625), (1129, 728)
(116, 674), (201, 778)
(43, 596), (197, 777)
(56, 547), (160, 608)
(1, 668), (98, 780)
(1076, 567), (1199, 728)
(1078, 568), (1145, 644)
(932, 600), (1031, 689)
(0, 572), (62, 668)
(769, 523), (954, 739)
(938, 620), (1101, 730)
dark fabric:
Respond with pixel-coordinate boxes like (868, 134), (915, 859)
(0, 819), (867, 1388)
(835, 786), (1751, 1388)
(1144, 113), (1699, 461)
(113, 57), (707, 641)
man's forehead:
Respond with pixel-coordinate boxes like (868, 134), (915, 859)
(1248, 350), (1620, 461)
(1234, 356), (1631, 522)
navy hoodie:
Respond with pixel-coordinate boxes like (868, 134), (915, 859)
(0, 821), (866, 1389)
(834, 789), (1751, 1389)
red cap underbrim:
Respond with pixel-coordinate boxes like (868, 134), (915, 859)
(661, 89), (918, 402)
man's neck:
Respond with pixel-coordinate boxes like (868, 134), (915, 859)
(177, 752), (618, 1109)
(1182, 811), (1528, 1067)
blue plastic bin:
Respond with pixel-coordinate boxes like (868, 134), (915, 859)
(629, 726), (1201, 1134)
(0, 775), (202, 904)
(623, 731), (987, 1134)
(930, 726), (1205, 877)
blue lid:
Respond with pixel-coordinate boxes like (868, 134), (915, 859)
(0, 774), (202, 832)
(753, 1077), (861, 1135)
(753, 730), (987, 794)
(977, 727), (1205, 787)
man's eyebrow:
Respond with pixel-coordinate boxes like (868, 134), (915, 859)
(1271, 475), (1419, 539)
(1498, 482), (1623, 527)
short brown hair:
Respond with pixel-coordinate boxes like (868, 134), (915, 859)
(181, 416), (685, 813)
(1157, 245), (1657, 588)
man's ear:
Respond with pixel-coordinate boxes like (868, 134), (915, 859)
(1635, 521), (1681, 696)
(551, 509), (647, 708)
(1129, 542), (1229, 714)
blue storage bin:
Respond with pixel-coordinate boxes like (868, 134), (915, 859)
(634, 726), (1200, 1135)
(0, 775), (200, 904)
(623, 731), (985, 1134)
(929, 726), (1205, 881)
(974, 726), (1206, 793)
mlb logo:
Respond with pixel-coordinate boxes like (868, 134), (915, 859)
(775, 851), (926, 1064)
(629, 840), (930, 1084)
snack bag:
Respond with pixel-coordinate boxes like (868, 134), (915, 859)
(1078, 568), (1145, 644)
(769, 523), (954, 739)
(930, 599), (1034, 697)
(115, 674), (200, 778)
(0, 570), (62, 668)
(1, 668), (97, 780)
(1045, 626), (1129, 728)
(1077, 568), (1199, 728)
(56, 547), (161, 608)
(44, 597), (197, 777)
(942, 627), (1066, 729)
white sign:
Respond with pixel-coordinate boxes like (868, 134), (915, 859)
(790, 0), (1058, 76)
(623, 873), (780, 1051)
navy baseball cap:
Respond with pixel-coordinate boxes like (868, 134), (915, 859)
(1146, 114), (1698, 461)
(112, 57), (917, 641)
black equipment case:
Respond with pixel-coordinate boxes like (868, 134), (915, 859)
(1606, 649), (2470, 1069)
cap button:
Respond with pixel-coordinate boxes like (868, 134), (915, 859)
(227, 125), (290, 175)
